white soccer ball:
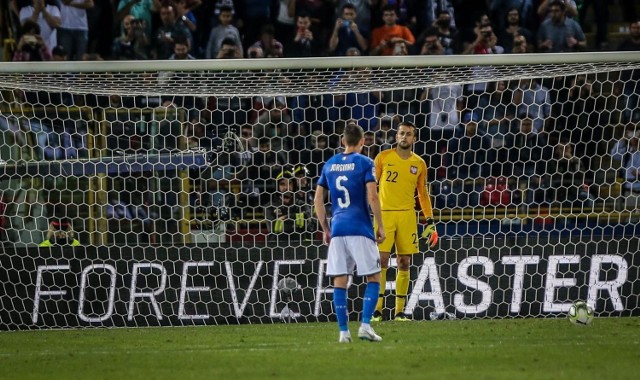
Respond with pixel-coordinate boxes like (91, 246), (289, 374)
(277, 277), (299, 298)
(568, 301), (594, 325)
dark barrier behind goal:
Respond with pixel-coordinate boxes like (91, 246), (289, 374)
(1, 236), (638, 330)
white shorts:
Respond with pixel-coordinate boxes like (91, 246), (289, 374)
(326, 236), (381, 277)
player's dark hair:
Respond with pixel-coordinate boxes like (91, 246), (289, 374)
(343, 123), (364, 147)
(398, 120), (417, 135)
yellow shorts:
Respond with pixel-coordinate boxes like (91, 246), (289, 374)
(375, 210), (418, 255)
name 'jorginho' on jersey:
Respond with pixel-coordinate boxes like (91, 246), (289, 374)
(317, 152), (377, 240)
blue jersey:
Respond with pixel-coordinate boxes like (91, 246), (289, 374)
(317, 152), (377, 240)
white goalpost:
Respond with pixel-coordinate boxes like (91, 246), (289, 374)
(0, 53), (639, 329)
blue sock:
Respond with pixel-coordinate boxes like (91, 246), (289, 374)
(333, 287), (348, 332)
(362, 282), (380, 324)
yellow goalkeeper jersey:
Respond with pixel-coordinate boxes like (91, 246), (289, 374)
(374, 149), (434, 219)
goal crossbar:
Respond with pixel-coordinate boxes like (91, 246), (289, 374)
(1, 53), (639, 97)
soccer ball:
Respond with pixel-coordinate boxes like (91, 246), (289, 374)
(277, 277), (299, 298)
(568, 301), (594, 325)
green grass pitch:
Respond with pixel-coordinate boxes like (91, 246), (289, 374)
(1, 318), (638, 380)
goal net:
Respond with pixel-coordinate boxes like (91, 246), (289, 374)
(0, 53), (639, 330)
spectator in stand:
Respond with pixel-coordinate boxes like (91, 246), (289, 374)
(578, 0), (609, 50)
(299, 131), (333, 179)
(169, 35), (195, 59)
(291, 164), (314, 205)
(251, 95), (288, 124)
(504, 117), (552, 190)
(215, 37), (243, 59)
(248, 24), (284, 58)
(536, 0), (586, 53)
(514, 78), (551, 134)
(211, 0), (235, 27)
(18, 0), (61, 52)
(430, 9), (458, 55)
(254, 97), (292, 154)
(38, 218), (81, 247)
(418, 28), (444, 55)
(289, 0), (335, 49)
(184, 120), (209, 150)
(362, 131), (379, 160)
(173, 0), (198, 54)
(288, 12), (320, 57)
(375, 114), (397, 152)
(474, 80), (516, 134)
(381, 0), (413, 27)
(57, 0), (94, 61)
(413, 0), (456, 41)
(619, 21), (640, 51)
(253, 137), (288, 185)
(51, 45), (68, 61)
(153, 2), (192, 59)
(266, 175), (314, 244)
(489, 0), (534, 33)
(447, 119), (492, 180)
(206, 5), (243, 59)
(510, 33), (529, 53)
(544, 141), (594, 207)
(370, 5), (415, 56)
(333, 0), (372, 34)
(328, 3), (369, 56)
(563, 75), (608, 179)
(459, 12), (492, 53)
(327, 65), (382, 131)
(537, 0), (577, 20)
(112, 14), (151, 60)
(618, 22), (640, 124)
(497, 7), (533, 53)
(618, 131), (640, 210)
(116, 0), (157, 38)
(462, 20), (504, 54)
(13, 20), (51, 61)
(610, 122), (639, 177)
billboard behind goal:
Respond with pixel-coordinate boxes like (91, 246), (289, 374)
(1, 236), (638, 330)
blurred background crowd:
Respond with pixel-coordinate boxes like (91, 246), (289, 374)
(1, 0), (639, 62)
(1, 0), (640, 246)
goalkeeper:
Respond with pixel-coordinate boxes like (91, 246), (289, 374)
(372, 121), (438, 321)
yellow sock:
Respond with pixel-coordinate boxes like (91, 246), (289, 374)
(375, 268), (387, 313)
(395, 270), (410, 315)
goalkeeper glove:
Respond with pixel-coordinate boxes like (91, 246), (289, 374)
(421, 219), (439, 248)
(295, 212), (305, 229)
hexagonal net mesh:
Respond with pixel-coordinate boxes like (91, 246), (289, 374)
(0, 54), (639, 330)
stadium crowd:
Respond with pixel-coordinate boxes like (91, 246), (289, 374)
(4, 0), (640, 61)
(1, 0), (640, 244)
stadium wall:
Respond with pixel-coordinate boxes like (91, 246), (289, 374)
(1, 236), (638, 330)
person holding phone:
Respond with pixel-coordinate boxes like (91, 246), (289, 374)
(13, 20), (51, 61)
(328, 3), (368, 56)
(18, 0), (61, 52)
(289, 12), (318, 57)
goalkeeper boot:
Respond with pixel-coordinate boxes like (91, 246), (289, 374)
(394, 313), (412, 322)
(370, 310), (383, 322)
(338, 331), (352, 343)
(358, 325), (382, 342)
